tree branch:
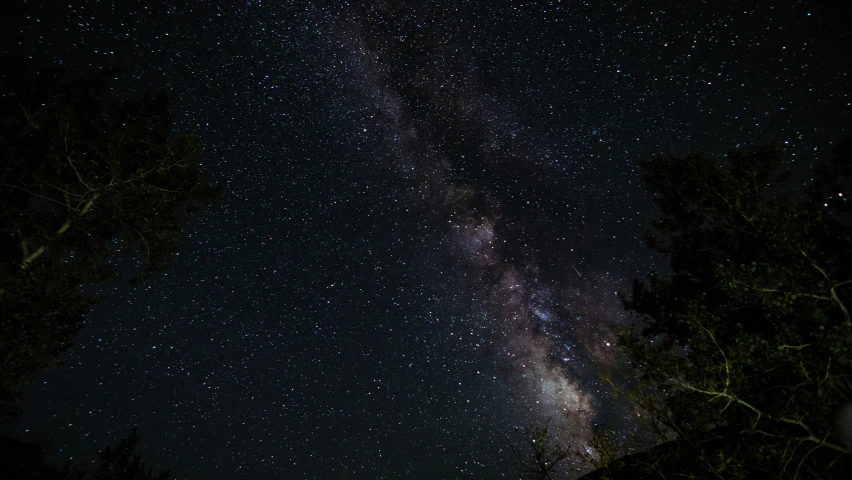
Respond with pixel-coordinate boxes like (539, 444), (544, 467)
(778, 344), (815, 351)
(0, 182), (66, 208)
(799, 249), (851, 324)
(20, 192), (99, 270)
(108, 161), (186, 188)
(794, 431), (832, 480)
(64, 136), (93, 191)
(676, 380), (848, 455)
(17, 99), (39, 130)
(15, 228), (28, 257)
(32, 175), (85, 198)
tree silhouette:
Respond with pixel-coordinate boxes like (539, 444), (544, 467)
(509, 421), (636, 480)
(0, 57), (222, 404)
(602, 141), (852, 479)
(1, 429), (169, 480)
(63, 429), (169, 480)
(511, 423), (580, 480)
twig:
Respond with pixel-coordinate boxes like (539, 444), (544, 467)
(799, 249), (851, 323)
(17, 99), (39, 130)
(32, 176), (85, 198)
(150, 184), (179, 193)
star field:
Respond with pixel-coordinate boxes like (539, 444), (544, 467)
(1, 1), (850, 479)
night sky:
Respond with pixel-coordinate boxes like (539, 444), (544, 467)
(1, 1), (850, 479)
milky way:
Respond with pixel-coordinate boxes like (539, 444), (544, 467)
(327, 5), (644, 455)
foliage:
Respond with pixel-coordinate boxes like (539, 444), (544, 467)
(0, 57), (222, 399)
(610, 141), (852, 479)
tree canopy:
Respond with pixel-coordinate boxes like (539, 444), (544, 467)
(0, 58), (222, 401)
(597, 140), (852, 479)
